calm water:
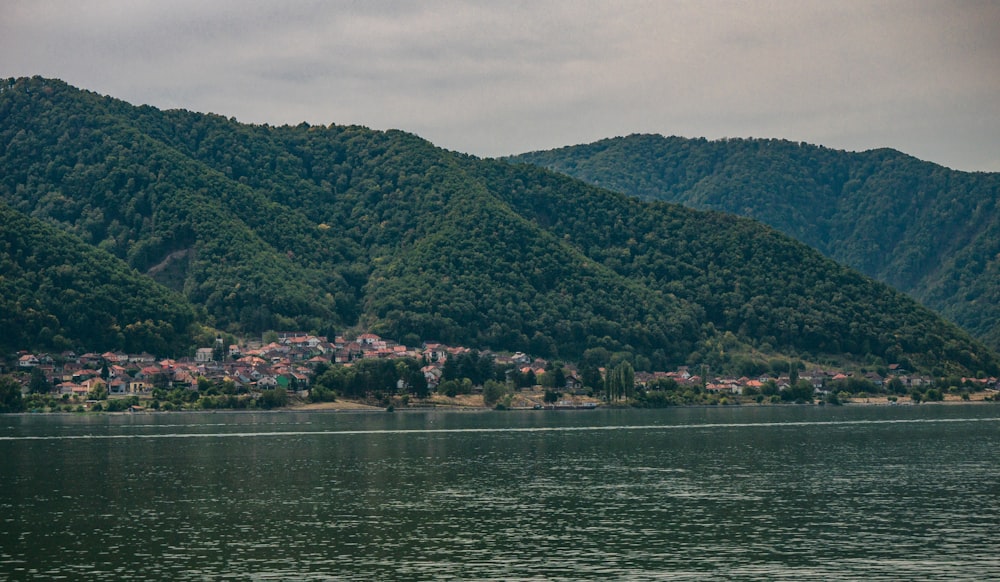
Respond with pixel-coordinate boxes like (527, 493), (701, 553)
(2, 405), (999, 580)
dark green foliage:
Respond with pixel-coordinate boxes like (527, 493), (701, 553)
(28, 367), (50, 394)
(543, 365), (566, 390)
(510, 368), (537, 389)
(0, 77), (350, 336)
(831, 376), (880, 395)
(0, 200), (198, 355)
(311, 357), (428, 401)
(477, 157), (997, 374)
(308, 385), (336, 403)
(605, 361), (635, 402)
(438, 378), (473, 398)
(0, 376), (25, 413)
(511, 134), (1000, 349)
(1, 77), (997, 375)
(256, 388), (288, 410)
(482, 379), (509, 408)
(441, 351), (495, 385)
(634, 384), (726, 407)
(579, 364), (603, 391)
(103, 396), (140, 412)
(781, 380), (815, 403)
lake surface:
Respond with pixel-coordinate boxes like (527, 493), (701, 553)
(2, 404), (999, 580)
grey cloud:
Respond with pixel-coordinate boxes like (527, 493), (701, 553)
(2, 0), (998, 171)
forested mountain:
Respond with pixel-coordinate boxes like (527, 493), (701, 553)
(0, 200), (198, 355)
(510, 134), (1000, 349)
(1, 77), (996, 375)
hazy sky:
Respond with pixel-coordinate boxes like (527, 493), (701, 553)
(4, 0), (999, 171)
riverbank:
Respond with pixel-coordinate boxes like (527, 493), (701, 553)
(11, 387), (996, 415)
(844, 391), (993, 405)
(288, 389), (604, 412)
(287, 389), (997, 412)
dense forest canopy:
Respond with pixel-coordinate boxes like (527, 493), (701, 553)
(0, 200), (198, 355)
(511, 134), (1000, 350)
(1, 77), (997, 375)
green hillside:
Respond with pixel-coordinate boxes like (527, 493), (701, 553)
(510, 134), (1000, 349)
(0, 200), (198, 355)
(1, 77), (996, 374)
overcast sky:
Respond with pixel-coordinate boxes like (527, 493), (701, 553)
(4, 0), (999, 171)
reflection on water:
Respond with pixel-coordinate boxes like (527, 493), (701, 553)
(2, 406), (999, 580)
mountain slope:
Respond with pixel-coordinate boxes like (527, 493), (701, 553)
(510, 134), (1000, 349)
(1, 77), (996, 374)
(0, 77), (358, 335)
(0, 200), (198, 355)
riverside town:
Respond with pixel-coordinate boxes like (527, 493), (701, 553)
(3, 332), (998, 414)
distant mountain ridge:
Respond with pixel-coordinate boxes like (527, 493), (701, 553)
(1, 77), (996, 375)
(511, 134), (1000, 349)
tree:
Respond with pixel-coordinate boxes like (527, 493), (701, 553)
(551, 365), (566, 390)
(437, 379), (471, 397)
(442, 356), (459, 382)
(0, 376), (25, 413)
(88, 382), (108, 401)
(924, 388), (944, 402)
(309, 385), (336, 403)
(769, 358), (790, 375)
(408, 369), (429, 399)
(395, 358), (429, 398)
(604, 361), (635, 402)
(28, 367), (51, 394)
(580, 364), (603, 391)
(151, 372), (171, 390)
(257, 387), (288, 409)
(784, 380), (814, 403)
(482, 380), (508, 408)
(650, 377), (679, 392)
(582, 347), (611, 367)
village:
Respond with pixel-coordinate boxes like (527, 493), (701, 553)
(6, 331), (999, 412)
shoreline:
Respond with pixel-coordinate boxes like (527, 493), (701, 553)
(9, 390), (997, 416)
(287, 390), (998, 412)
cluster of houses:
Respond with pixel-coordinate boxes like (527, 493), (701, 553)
(10, 332), (512, 399)
(10, 332), (999, 401)
(15, 346), (307, 398)
(635, 365), (998, 395)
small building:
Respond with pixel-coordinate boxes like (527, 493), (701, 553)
(18, 354), (39, 368)
(108, 378), (128, 395)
